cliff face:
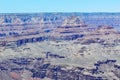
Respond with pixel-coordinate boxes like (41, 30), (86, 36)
(1, 13), (120, 27)
(0, 13), (120, 80)
(0, 13), (120, 46)
(0, 13), (63, 25)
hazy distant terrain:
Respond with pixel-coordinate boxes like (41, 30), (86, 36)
(0, 13), (120, 80)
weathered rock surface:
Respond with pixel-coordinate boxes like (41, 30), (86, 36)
(0, 13), (120, 80)
(0, 57), (119, 80)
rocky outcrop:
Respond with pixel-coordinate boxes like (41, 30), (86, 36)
(0, 13), (120, 47)
(94, 25), (119, 35)
(61, 16), (85, 27)
(1, 57), (118, 80)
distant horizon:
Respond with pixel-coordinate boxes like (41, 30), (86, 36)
(1, 12), (120, 14)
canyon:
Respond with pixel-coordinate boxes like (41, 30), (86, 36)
(0, 13), (120, 80)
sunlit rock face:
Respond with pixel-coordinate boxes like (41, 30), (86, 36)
(61, 16), (85, 26)
(0, 13), (120, 80)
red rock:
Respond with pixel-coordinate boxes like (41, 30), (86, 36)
(10, 72), (21, 79)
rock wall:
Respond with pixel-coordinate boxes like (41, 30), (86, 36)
(0, 13), (120, 46)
